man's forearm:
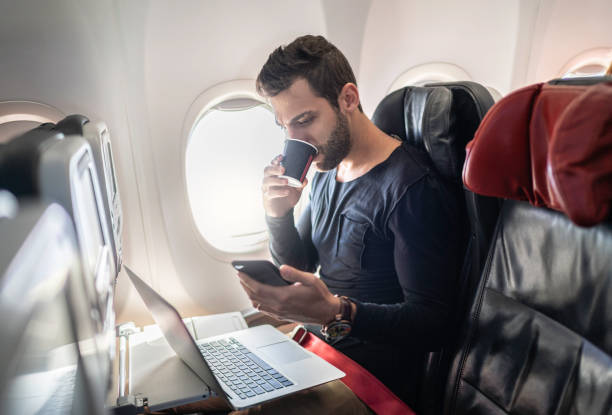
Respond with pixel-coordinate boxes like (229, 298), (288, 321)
(350, 297), (449, 349)
(266, 209), (316, 271)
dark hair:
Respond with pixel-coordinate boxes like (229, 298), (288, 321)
(256, 35), (362, 112)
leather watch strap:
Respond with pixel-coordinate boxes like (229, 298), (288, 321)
(338, 296), (352, 322)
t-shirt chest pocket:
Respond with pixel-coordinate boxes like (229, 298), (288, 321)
(335, 214), (369, 269)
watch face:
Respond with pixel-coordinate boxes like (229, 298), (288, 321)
(326, 322), (352, 338)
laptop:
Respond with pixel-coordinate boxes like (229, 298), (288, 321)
(124, 266), (344, 410)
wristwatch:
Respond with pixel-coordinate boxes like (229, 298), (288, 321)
(321, 295), (353, 343)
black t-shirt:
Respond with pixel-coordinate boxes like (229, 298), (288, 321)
(266, 142), (466, 349)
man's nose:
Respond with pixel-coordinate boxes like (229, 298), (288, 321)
(286, 127), (307, 141)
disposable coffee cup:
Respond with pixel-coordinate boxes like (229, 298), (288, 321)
(279, 138), (318, 187)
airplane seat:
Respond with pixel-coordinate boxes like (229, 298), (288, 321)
(0, 123), (63, 196)
(0, 198), (109, 414)
(547, 74), (612, 86)
(444, 79), (612, 414)
(0, 188), (19, 219)
(418, 81), (502, 310)
(55, 114), (124, 277)
(55, 113), (89, 134)
(0, 126), (117, 381)
(371, 81), (498, 413)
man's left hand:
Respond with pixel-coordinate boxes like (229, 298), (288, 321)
(237, 265), (340, 325)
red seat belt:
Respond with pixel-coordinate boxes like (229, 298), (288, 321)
(292, 326), (416, 415)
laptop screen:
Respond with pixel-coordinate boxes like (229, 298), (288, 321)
(124, 266), (227, 400)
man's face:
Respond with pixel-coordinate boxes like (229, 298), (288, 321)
(269, 78), (351, 171)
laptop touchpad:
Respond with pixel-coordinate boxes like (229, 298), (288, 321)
(257, 341), (310, 365)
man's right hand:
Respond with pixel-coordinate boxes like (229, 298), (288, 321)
(262, 155), (307, 217)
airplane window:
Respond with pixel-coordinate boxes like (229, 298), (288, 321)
(0, 101), (64, 143)
(560, 48), (612, 78)
(563, 63), (608, 78)
(387, 62), (472, 94)
(186, 102), (286, 253)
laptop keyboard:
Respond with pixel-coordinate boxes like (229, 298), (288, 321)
(199, 338), (294, 400)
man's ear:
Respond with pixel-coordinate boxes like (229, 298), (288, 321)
(338, 83), (360, 112)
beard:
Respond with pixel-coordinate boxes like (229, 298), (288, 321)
(316, 110), (351, 171)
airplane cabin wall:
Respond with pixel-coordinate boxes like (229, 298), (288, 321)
(128, 0), (330, 324)
(0, 0), (151, 322)
(359, 0), (526, 114)
(525, 0), (612, 83)
(0, 0), (610, 326)
(109, 0), (612, 325)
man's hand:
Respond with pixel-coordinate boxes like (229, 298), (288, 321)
(237, 264), (340, 325)
(262, 155), (308, 218)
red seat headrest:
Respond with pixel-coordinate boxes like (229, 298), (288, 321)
(463, 81), (612, 227)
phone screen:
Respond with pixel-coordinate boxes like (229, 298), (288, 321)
(231, 260), (291, 286)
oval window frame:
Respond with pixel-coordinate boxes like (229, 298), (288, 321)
(181, 80), (305, 259)
(558, 47), (612, 78)
(0, 100), (64, 142)
(387, 62), (472, 93)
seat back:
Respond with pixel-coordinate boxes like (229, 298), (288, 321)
(38, 134), (117, 360)
(423, 82), (501, 298)
(0, 126), (117, 369)
(372, 81), (498, 412)
(0, 123), (63, 196)
(56, 114), (124, 276)
(372, 82), (499, 286)
(445, 77), (612, 414)
(0, 199), (109, 414)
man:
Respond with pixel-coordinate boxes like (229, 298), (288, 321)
(238, 35), (465, 408)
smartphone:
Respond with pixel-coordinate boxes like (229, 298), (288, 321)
(231, 260), (291, 287)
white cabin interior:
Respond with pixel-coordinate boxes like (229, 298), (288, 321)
(1, 0), (610, 327)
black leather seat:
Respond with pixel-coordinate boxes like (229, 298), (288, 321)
(444, 77), (612, 414)
(372, 81), (498, 412)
